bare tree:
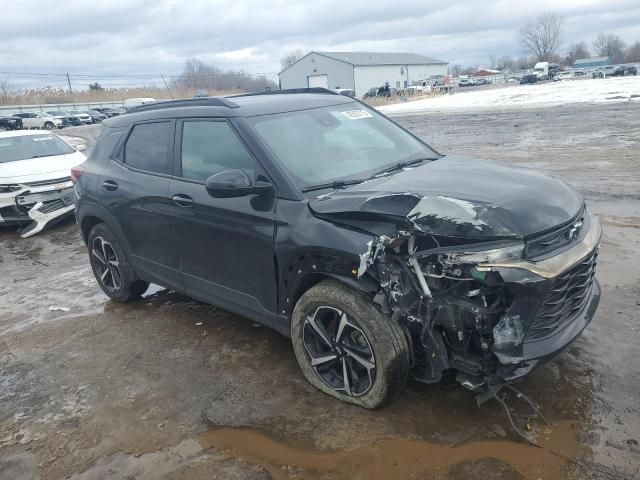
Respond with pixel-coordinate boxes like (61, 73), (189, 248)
(517, 55), (534, 70)
(449, 64), (463, 76)
(497, 56), (516, 71)
(593, 33), (626, 64)
(174, 57), (276, 93)
(565, 41), (590, 65)
(519, 12), (564, 62)
(625, 41), (640, 63)
(488, 54), (497, 69)
(0, 79), (12, 104)
(280, 49), (306, 71)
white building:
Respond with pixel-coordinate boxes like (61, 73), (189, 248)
(278, 51), (448, 97)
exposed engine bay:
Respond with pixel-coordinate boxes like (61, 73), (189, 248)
(324, 191), (603, 395)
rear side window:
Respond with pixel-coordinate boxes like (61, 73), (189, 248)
(124, 122), (173, 174)
(91, 131), (124, 161)
(180, 121), (255, 182)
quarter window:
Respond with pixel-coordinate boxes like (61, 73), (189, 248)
(124, 122), (173, 175)
(180, 121), (255, 182)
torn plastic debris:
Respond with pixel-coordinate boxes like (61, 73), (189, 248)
(357, 235), (393, 277)
(0, 180), (75, 237)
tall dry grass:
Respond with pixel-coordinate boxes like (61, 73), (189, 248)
(0, 86), (245, 106)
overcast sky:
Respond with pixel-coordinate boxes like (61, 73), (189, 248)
(1, 0), (640, 87)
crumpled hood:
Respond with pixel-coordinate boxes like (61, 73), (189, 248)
(308, 155), (583, 239)
(0, 151), (86, 184)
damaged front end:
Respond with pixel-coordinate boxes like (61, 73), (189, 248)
(0, 178), (75, 237)
(312, 190), (602, 395)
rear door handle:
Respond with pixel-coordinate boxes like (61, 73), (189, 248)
(172, 194), (194, 207)
(101, 180), (118, 191)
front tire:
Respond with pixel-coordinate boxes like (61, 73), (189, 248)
(44, 122), (55, 130)
(88, 223), (149, 302)
(291, 280), (410, 409)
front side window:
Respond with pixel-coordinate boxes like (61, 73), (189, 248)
(247, 103), (437, 188)
(124, 121), (173, 175)
(180, 121), (255, 182)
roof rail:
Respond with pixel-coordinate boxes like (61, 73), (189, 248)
(228, 88), (339, 98)
(126, 97), (239, 114)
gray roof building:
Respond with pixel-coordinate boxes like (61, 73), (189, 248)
(312, 51), (448, 67)
(279, 51), (449, 98)
(573, 56), (612, 68)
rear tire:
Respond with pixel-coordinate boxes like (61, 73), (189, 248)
(291, 279), (410, 409)
(88, 223), (149, 302)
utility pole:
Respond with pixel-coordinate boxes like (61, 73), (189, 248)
(66, 73), (73, 94)
(161, 74), (174, 99)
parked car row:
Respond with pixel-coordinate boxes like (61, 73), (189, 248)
(1, 107), (126, 131)
(593, 65), (637, 78)
(458, 77), (491, 87)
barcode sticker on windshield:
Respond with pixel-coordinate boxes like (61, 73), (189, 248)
(342, 109), (372, 120)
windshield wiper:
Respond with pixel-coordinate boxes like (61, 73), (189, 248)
(302, 178), (366, 193)
(372, 157), (430, 177)
(29, 153), (65, 159)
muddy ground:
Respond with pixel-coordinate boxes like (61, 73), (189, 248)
(1, 102), (639, 479)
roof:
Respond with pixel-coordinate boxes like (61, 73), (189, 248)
(315, 51), (447, 66)
(106, 90), (356, 126)
(573, 57), (610, 65)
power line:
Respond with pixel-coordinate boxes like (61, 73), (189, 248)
(0, 70), (274, 79)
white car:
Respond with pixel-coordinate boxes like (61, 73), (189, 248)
(11, 112), (63, 130)
(67, 110), (93, 125)
(553, 71), (572, 81)
(0, 130), (86, 237)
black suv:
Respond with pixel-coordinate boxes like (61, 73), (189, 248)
(74, 90), (601, 408)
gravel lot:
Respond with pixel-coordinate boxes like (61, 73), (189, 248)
(1, 103), (639, 480)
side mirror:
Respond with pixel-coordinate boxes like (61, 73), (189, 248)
(205, 169), (273, 198)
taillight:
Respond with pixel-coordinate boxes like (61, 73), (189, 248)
(70, 164), (86, 184)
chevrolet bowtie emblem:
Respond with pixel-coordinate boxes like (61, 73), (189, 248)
(567, 220), (583, 241)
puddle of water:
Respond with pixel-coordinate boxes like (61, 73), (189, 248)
(199, 421), (586, 480)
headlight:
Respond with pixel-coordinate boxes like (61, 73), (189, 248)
(445, 241), (525, 264)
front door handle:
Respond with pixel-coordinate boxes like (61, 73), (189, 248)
(172, 194), (194, 207)
(102, 180), (118, 191)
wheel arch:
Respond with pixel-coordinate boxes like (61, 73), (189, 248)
(286, 269), (380, 318)
(77, 202), (130, 252)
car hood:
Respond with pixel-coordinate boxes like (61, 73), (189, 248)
(0, 151), (86, 184)
(308, 155), (583, 239)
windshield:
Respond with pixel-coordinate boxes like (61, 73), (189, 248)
(247, 103), (438, 189)
(0, 134), (75, 163)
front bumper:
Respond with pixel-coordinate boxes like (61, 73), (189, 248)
(477, 213), (602, 384)
(499, 279), (599, 382)
(0, 180), (75, 237)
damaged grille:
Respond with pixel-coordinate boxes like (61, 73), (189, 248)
(524, 208), (585, 259)
(527, 249), (598, 341)
(38, 199), (66, 214)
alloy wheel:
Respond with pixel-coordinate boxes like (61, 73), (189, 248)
(302, 306), (376, 397)
(91, 236), (121, 292)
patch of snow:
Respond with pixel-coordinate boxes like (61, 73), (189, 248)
(378, 76), (640, 115)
